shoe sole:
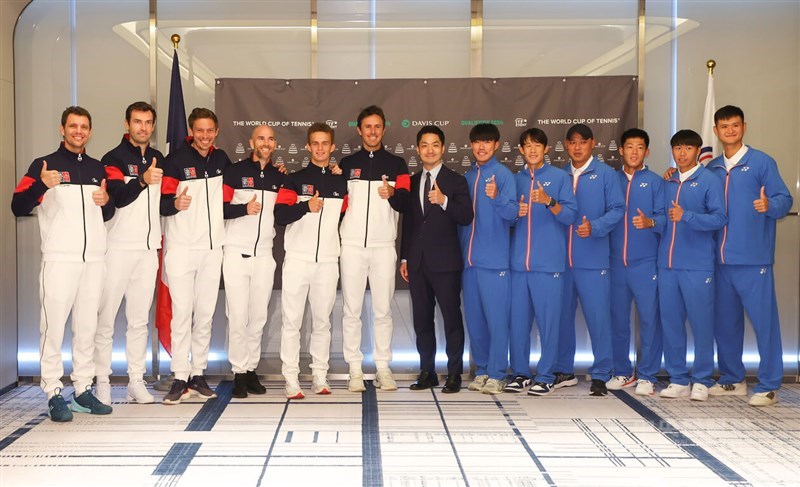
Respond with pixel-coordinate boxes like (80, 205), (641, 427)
(162, 390), (191, 405)
(375, 381), (398, 391)
(314, 388), (331, 395)
(553, 378), (578, 389)
(709, 389), (748, 396)
(247, 388), (267, 395)
(690, 394), (708, 401)
(286, 392), (305, 399)
(69, 400), (112, 415)
(527, 389), (552, 396)
(635, 389), (655, 396)
(188, 389), (217, 400)
(126, 394), (155, 404)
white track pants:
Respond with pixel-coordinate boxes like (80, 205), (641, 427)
(163, 248), (223, 381)
(280, 258), (339, 379)
(339, 245), (396, 369)
(223, 251), (275, 374)
(39, 260), (105, 397)
(95, 249), (158, 380)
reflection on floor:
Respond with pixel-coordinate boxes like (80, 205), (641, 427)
(1, 380), (798, 487)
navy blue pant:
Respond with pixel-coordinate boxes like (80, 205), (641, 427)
(462, 267), (510, 380)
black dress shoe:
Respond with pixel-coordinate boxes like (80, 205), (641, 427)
(409, 371), (439, 390)
(442, 375), (462, 393)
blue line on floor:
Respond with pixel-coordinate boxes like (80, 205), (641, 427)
(362, 380), (383, 486)
(612, 390), (750, 485)
(185, 381), (233, 431)
(256, 399), (291, 486)
(0, 413), (48, 451)
(152, 442), (202, 476)
(492, 396), (557, 486)
(431, 389), (470, 487)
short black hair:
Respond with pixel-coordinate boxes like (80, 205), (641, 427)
(714, 105), (745, 124)
(620, 128), (650, 148)
(518, 128), (548, 147)
(670, 129), (702, 148)
(416, 125), (445, 145)
(469, 123), (500, 143)
(357, 105), (386, 127)
(61, 106), (92, 129)
(566, 123), (593, 140)
(307, 122), (335, 144)
(126, 101), (157, 123)
(188, 107), (218, 130)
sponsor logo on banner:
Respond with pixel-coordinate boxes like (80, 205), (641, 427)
(501, 142), (511, 153)
(242, 177), (254, 188)
(401, 119), (411, 128)
(555, 141), (564, 152)
(462, 156), (471, 167)
(184, 167), (197, 179)
(288, 144), (298, 154)
(128, 164), (139, 176)
(276, 156), (284, 164)
(59, 172), (71, 183)
(236, 143), (245, 154)
(301, 184), (314, 195)
(608, 140), (618, 151)
(544, 155), (551, 164)
(325, 120), (338, 129)
(515, 118), (527, 127)
(514, 155), (524, 166)
(395, 143), (404, 154)
(596, 154), (605, 163)
(408, 156), (418, 167)
(448, 143), (457, 154)
(350, 168), (361, 179)
(276, 145), (285, 152)
(341, 144), (352, 155)
(460, 119), (504, 126)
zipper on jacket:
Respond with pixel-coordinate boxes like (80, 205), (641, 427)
(466, 165), (480, 267)
(719, 170), (731, 264)
(525, 172), (534, 272)
(667, 181), (684, 269)
(363, 152), (373, 247)
(567, 171), (580, 268)
(622, 174), (632, 267)
(143, 156), (152, 251)
(77, 154), (87, 262)
(204, 164), (213, 249)
(254, 169), (265, 256)
(315, 167), (326, 262)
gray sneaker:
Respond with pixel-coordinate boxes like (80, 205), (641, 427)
(468, 374), (488, 392)
(482, 378), (507, 395)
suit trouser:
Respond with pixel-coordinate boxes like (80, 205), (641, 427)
(39, 260), (105, 397)
(223, 251), (275, 374)
(610, 260), (662, 382)
(408, 263), (464, 377)
(555, 268), (613, 380)
(509, 270), (563, 384)
(164, 248), (223, 381)
(280, 258), (339, 379)
(715, 264), (783, 392)
(462, 267), (510, 380)
(95, 248), (158, 380)
(340, 245), (396, 370)
(658, 268), (715, 387)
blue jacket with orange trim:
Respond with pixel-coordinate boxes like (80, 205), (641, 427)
(610, 167), (665, 267)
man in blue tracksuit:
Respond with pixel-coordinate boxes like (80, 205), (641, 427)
(706, 105), (793, 407)
(459, 123), (518, 394)
(658, 130), (727, 402)
(608, 128), (665, 396)
(554, 124), (625, 396)
(506, 128), (577, 396)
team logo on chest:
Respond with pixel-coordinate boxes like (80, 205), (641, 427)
(128, 164), (140, 176)
(350, 168), (361, 179)
(301, 184), (315, 196)
(184, 167), (197, 179)
(242, 177), (254, 188)
(59, 171), (71, 183)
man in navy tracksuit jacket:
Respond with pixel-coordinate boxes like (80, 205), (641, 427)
(507, 128), (577, 396)
(554, 124), (625, 396)
(608, 129), (665, 396)
(658, 130), (726, 401)
(706, 106), (793, 407)
(458, 123), (518, 395)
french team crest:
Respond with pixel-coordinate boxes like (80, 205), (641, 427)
(184, 167), (197, 179)
(301, 184), (315, 196)
(128, 164), (139, 176)
(59, 172), (71, 183)
(242, 177), (254, 188)
(350, 168), (361, 179)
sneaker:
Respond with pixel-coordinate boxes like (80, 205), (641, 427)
(48, 388), (73, 422)
(375, 368), (398, 391)
(312, 377), (331, 395)
(467, 374), (488, 392)
(232, 373), (248, 399)
(503, 375), (531, 393)
(482, 378), (506, 395)
(348, 372), (366, 393)
(690, 383), (709, 401)
(659, 383), (690, 398)
(162, 379), (190, 405)
(749, 390), (778, 407)
(634, 379), (655, 396)
(126, 379), (154, 404)
(284, 379), (305, 399)
(187, 375), (217, 399)
(590, 379), (608, 396)
(553, 372), (578, 389)
(709, 381), (747, 396)
(245, 370), (266, 394)
(95, 379), (111, 405)
(527, 382), (553, 396)
(70, 387), (113, 415)
(606, 375), (636, 391)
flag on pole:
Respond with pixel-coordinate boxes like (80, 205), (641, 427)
(699, 70), (717, 165)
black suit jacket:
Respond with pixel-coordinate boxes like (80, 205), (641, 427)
(401, 165), (474, 273)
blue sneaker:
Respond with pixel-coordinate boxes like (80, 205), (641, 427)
(70, 387), (113, 415)
(48, 388), (73, 422)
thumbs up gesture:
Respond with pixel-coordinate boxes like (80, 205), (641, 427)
(308, 190), (323, 212)
(143, 157), (163, 185)
(668, 200), (683, 222)
(246, 193), (262, 215)
(632, 208), (654, 229)
(378, 174), (394, 199)
(517, 194), (529, 218)
(93, 179), (109, 206)
(576, 215), (592, 237)
(40, 160), (61, 188)
(428, 179), (445, 206)
(174, 186), (191, 211)
(753, 186), (769, 213)
(530, 181), (550, 205)
(485, 174), (497, 199)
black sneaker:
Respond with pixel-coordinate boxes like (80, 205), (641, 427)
(70, 387), (113, 415)
(590, 379), (608, 396)
(245, 370), (267, 395)
(232, 373), (248, 399)
(527, 382), (553, 396)
(48, 388), (73, 422)
(187, 375), (217, 399)
(553, 372), (578, 389)
(503, 375), (531, 393)
(162, 379), (189, 405)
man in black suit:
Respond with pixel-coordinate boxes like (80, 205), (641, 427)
(399, 126), (474, 393)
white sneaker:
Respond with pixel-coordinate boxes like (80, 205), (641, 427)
(285, 379), (305, 399)
(312, 376), (331, 395)
(348, 372), (366, 393)
(126, 379), (154, 404)
(95, 379), (111, 406)
(749, 390), (778, 407)
(482, 378), (506, 395)
(634, 379), (655, 396)
(709, 381), (747, 396)
(690, 383), (709, 401)
(606, 375), (637, 391)
(374, 368), (398, 391)
(659, 383), (690, 398)
(468, 374), (488, 392)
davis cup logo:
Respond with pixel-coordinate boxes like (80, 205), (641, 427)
(301, 184), (315, 196)
(128, 164), (139, 176)
(242, 177), (254, 188)
(184, 167), (197, 179)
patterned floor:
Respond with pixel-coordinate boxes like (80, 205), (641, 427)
(1, 380), (799, 487)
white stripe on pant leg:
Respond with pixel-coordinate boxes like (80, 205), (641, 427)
(95, 249), (134, 379)
(308, 261), (338, 376)
(164, 249), (198, 381)
(280, 258), (311, 379)
(190, 248), (223, 377)
(70, 261), (105, 394)
(367, 246), (397, 368)
(223, 252), (253, 374)
(39, 261), (79, 395)
(340, 245), (369, 368)
(123, 250), (158, 379)
(246, 254), (275, 372)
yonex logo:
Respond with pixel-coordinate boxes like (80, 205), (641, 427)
(600, 270), (607, 276)
(690, 182), (699, 187)
(553, 272), (560, 278)
(639, 182), (648, 188)
(542, 181), (551, 187)
(589, 174), (598, 180)
(652, 274), (657, 280)
(705, 277), (712, 284)
(499, 271), (506, 277)
(741, 166), (750, 172)
(760, 268), (767, 274)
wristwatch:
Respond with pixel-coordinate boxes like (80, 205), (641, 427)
(545, 197), (556, 208)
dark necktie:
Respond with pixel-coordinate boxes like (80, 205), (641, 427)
(423, 171), (432, 215)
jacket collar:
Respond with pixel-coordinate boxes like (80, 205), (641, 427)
(668, 163), (704, 183)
